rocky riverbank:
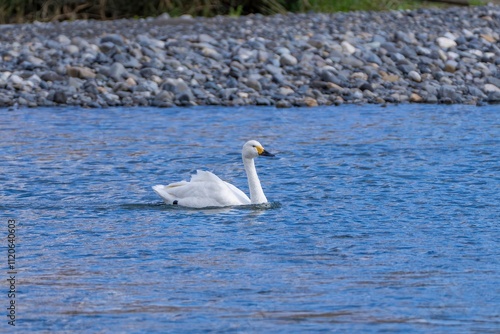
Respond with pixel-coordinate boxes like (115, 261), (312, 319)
(0, 5), (499, 108)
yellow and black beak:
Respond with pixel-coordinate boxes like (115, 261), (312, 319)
(257, 146), (275, 157)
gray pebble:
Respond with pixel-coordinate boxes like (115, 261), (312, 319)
(152, 90), (174, 107)
(408, 71), (421, 82)
(343, 56), (364, 68)
(202, 47), (222, 61)
(280, 54), (298, 67)
(135, 81), (159, 93)
(276, 99), (292, 108)
(109, 62), (128, 81)
(438, 85), (462, 103)
(468, 86), (487, 99)
(255, 97), (271, 105)
(101, 34), (125, 46)
(162, 78), (195, 104)
(487, 91), (500, 103)
(444, 60), (458, 73)
(246, 79), (262, 91)
(52, 91), (67, 104)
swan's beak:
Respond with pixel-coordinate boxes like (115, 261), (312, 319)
(259, 148), (275, 157)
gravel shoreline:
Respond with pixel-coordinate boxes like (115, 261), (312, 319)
(0, 5), (499, 108)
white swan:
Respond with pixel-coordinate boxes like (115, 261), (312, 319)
(152, 140), (274, 208)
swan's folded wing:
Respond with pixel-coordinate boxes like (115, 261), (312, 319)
(193, 171), (250, 204)
(190, 170), (222, 183)
(223, 181), (251, 205)
(153, 170), (250, 208)
(191, 170), (251, 206)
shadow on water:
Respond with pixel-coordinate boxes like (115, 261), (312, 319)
(119, 201), (281, 214)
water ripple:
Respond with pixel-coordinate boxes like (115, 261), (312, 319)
(2, 105), (499, 332)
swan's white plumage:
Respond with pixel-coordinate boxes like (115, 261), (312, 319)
(152, 140), (273, 208)
(152, 170), (250, 208)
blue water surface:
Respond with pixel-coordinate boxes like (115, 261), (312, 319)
(1, 104), (499, 333)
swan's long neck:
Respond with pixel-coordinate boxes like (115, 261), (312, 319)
(243, 157), (268, 204)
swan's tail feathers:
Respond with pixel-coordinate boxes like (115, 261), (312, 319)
(165, 181), (188, 188)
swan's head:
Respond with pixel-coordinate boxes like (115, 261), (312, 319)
(242, 140), (274, 159)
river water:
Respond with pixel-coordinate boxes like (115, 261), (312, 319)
(2, 105), (499, 332)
